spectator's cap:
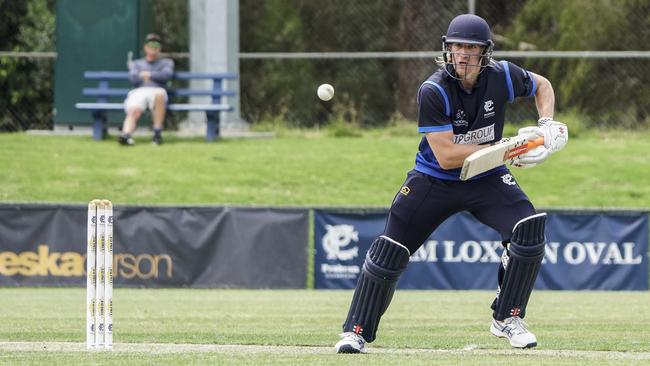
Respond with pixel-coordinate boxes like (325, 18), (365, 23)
(144, 33), (162, 49)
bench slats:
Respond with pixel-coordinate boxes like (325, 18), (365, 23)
(84, 71), (129, 79)
(174, 72), (238, 80)
(76, 102), (233, 112)
(83, 71), (238, 80)
(77, 70), (237, 141)
(82, 88), (131, 97)
(168, 104), (233, 112)
(171, 89), (236, 97)
(75, 103), (124, 110)
(82, 88), (236, 98)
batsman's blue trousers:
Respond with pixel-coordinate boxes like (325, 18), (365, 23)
(384, 169), (536, 254)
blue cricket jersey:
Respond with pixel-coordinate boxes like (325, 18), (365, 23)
(415, 60), (537, 181)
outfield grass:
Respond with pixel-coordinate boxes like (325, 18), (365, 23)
(1, 129), (649, 208)
(0, 289), (649, 365)
(1, 129), (648, 364)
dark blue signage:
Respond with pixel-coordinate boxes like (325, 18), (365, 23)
(314, 210), (648, 290)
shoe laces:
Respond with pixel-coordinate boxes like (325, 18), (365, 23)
(503, 316), (529, 335)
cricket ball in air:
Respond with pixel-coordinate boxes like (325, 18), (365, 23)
(317, 83), (334, 101)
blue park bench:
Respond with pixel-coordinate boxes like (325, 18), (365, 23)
(75, 71), (238, 141)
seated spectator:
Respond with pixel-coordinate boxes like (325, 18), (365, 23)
(119, 33), (174, 146)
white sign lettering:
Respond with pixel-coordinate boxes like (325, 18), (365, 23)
(410, 240), (642, 265)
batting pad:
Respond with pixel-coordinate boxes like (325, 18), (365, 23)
(342, 236), (410, 342)
(493, 213), (546, 321)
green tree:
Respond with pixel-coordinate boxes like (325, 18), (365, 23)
(396, 0), (466, 120)
(0, 0), (55, 131)
(506, 0), (649, 127)
(239, 0), (316, 124)
(239, 0), (406, 127)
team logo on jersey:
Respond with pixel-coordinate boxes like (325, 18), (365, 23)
(484, 100), (495, 118)
(501, 174), (517, 186)
(322, 224), (359, 261)
(453, 110), (468, 127)
(400, 186), (410, 196)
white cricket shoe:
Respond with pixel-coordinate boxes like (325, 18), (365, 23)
(490, 316), (537, 348)
(335, 332), (367, 354)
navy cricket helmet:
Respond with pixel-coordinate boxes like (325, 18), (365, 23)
(441, 14), (494, 78)
(443, 14), (493, 46)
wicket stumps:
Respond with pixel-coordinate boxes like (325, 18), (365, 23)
(86, 199), (114, 350)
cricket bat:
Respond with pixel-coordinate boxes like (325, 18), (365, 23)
(459, 134), (545, 181)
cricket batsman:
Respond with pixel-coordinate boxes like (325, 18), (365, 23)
(335, 13), (568, 353)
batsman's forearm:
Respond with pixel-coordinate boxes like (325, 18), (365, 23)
(533, 74), (555, 118)
(439, 144), (485, 169)
(425, 132), (484, 169)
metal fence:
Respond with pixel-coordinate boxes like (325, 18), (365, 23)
(1, 0), (649, 131)
(0, 55), (55, 131)
(238, 54), (650, 128)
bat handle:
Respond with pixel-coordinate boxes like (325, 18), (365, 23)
(527, 137), (545, 149)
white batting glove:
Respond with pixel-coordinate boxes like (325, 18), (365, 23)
(512, 145), (547, 167)
(511, 118), (568, 167)
(511, 160), (537, 169)
(537, 117), (568, 154)
(510, 126), (550, 166)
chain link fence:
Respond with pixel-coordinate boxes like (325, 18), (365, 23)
(0, 56), (54, 131)
(1, 0), (648, 131)
(238, 0), (650, 128)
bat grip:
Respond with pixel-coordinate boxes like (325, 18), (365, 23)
(527, 137), (544, 149)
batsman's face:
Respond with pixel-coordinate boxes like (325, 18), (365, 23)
(450, 43), (483, 79)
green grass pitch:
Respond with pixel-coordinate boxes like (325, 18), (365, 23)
(1, 289), (649, 364)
